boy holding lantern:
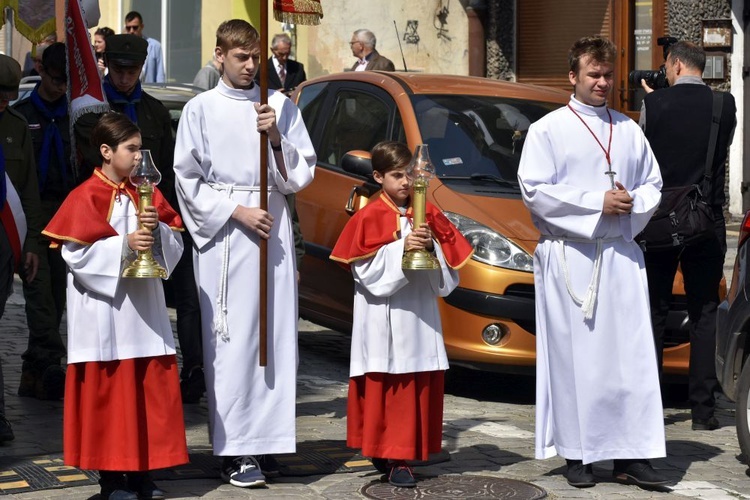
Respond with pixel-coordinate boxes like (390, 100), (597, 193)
(330, 141), (472, 488)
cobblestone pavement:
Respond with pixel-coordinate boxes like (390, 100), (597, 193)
(0, 228), (746, 499)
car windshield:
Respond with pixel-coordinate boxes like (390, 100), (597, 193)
(411, 95), (561, 186)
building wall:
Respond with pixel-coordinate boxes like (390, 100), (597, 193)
(304, 2), (469, 76)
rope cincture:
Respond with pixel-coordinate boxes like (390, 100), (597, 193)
(550, 236), (618, 321)
(208, 182), (279, 342)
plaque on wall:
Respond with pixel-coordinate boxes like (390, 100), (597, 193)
(701, 19), (733, 49)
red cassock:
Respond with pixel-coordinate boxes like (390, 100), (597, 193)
(44, 168), (188, 471)
(331, 193), (473, 461)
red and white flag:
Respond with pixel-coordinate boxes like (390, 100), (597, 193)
(0, 174), (27, 269)
(66, 0), (108, 123)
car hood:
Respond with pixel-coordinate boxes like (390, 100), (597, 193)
(430, 181), (540, 250)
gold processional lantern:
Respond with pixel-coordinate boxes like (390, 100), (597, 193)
(402, 144), (440, 270)
(122, 149), (167, 279)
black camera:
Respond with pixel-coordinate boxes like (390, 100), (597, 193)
(629, 66), (668, 89)
(628, 36), (679, 90)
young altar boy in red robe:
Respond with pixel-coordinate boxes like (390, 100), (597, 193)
(330, 141), (473, 488)
(43, 112), (188, 500)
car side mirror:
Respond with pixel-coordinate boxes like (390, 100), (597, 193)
(342, 150), (373, 178)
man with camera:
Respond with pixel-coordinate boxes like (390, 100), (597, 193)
(639, 41), (736, 431)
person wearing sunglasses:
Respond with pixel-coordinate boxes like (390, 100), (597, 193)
(123, 11), (165, 83)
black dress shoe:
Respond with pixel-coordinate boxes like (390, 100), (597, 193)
(256, 454), (282, 478)
(692, 416), (719, 430)
(0, 414), (15, 443)
(565, 459), (595, 487)
(127, 472), (165, 500)
(613, 459), (668, 488)
(371, 457), (390, 474)
(99, 471), (138, 500)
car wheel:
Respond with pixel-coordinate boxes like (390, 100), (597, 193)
(736, 359), (750, 464)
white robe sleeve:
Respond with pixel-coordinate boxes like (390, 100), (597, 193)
(429, 242), (460, 297)
(152, 223), (185, 276)
(173, 101), (239, 249)
(352, 238), (409, 298)
(62, 236), (128, 298)
(619, 127), (662, 241)
(518, 122), (606, 239)
(268, 98), (316, 195)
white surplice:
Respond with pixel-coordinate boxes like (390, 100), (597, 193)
(173, 79), (315, 456)
(350, 216), (458, 377)
(518, 96), (666, 464)
(63, 196), (184, 364)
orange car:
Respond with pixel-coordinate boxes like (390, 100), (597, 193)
(292, 71), (691, 376)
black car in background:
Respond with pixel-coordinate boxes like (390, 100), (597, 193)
(716, 212), (750, 461)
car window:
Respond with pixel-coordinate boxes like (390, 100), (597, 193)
(298, 82), (329, 133)
(319, 90), (391, 169)
(412, 95), (560, 183)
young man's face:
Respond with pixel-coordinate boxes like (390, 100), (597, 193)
(569, 54), (613, 107)
(39, 64), (68, 102)
(108, 63), (143, 94)
(374, 168), (412, 206)
(217, 44), (261, 89)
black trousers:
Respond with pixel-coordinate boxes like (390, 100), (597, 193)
(20, 245), (67, 371)
(0, 223), (14, 414)
(170, 232), (203, 379)
(20, 200), (67, 372)
(644, 235), (724, 420)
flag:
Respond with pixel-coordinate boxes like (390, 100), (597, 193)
(0, 173), (27, 269)
(66, 0), (108, 124)
(272, 0), (324, 25)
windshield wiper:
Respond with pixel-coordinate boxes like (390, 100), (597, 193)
(438, 173), (518, 188)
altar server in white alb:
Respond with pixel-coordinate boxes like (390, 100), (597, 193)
(173, 19), (315, 489)
(517, 36), (668, 490)
(43, 112), (188, 500)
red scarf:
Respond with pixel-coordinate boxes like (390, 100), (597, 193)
(43, 168), (182, 248)
(330, 192), (473, 270)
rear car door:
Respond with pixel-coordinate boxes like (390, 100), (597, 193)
(295, 81), (403, 331)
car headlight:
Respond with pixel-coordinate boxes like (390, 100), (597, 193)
(443, 212), (533, 272)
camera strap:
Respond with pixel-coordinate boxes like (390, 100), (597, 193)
(702, 92), (724, 203)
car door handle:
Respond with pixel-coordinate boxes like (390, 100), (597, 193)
(345, 186), (366, 215)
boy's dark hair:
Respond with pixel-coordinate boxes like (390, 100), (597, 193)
(667, 41), (706, 72)
(371, 141), (411, 175)
(41, 42), (66, 76)
(216, 19), (260, 52)
(91, 112), (141, 159)
(124, 11), (143, 24)
(568, 36), (616, 73)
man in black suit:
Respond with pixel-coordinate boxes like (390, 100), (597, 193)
(255, 33), (306, 97)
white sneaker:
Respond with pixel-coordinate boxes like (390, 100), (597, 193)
(220, 455), (266, 488)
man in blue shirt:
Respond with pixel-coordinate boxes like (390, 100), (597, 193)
(124, 10), (165, 83)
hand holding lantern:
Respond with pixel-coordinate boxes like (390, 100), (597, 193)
(122, 150), (168, 279)
(402, 144), (440, 270)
